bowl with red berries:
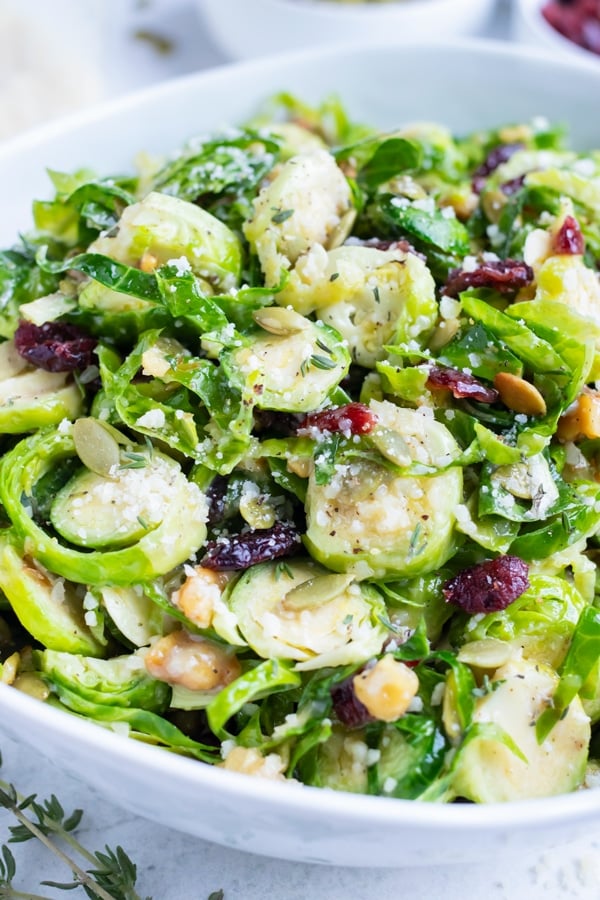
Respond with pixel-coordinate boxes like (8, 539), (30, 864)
(514, 0), (600, 62)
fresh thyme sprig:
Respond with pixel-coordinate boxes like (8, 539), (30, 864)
(0, 751), (224, 899)
(0, 752), (149, 900)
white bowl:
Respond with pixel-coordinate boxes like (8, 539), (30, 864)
(513, 0), (600, 63)
(198, 0), (498, 60)
(2, 39), (600, 867)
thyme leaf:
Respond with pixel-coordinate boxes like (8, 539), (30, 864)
(271, 208), (294, 224)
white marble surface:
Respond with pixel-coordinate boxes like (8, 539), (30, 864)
(4, 1), (600, 897)
(4, 732), (600, 899)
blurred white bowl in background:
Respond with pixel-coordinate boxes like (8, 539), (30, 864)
(512, 0), (600, 64)
(198, 0), (498, 60)
(0, 0), (106, 140)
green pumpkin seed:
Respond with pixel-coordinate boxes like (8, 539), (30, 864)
(239, 494), (276, 530)
(457, 638), (514, 669)
(73, 417), (122, 477)
(327, 207), (357, 250)
(13, 671), (50, 701)
(492, 462), (534, 500)
(370, 427), (412, 467)
(252, 306), (310, 336)
(282, 573), (354, 611)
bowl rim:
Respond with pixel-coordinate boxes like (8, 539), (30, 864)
(2, 34), (600, 832)
(514, 0), (600, 62)
(3, 680), (600, 830)
(0, 33), (599, 163)
(219, 0), (481, 13)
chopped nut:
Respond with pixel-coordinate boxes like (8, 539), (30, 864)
(557, 390), (600, 442)
(13, 672), (50, 701)
(498, 124), (531, 144)
(446, 192), (478, 221)
(1, 652), (20, 685)
(287, 455), (311, 479)
(144, 630), (241, 692)
(494, 372), (547, 417)
(141, 346), (171, 379)
(219, 746), (287, 780)
(140, 251), (159, 273)
(352, 655), (419, 723)
(174, 567), (230, 629)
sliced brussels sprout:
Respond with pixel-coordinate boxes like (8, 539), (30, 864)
(50, 448), (192, 551)
(37, 649), (170, 712)
(90, 191), (242, 292)
(487, 452), (559, 521)
(243, 149), (354, 286)
(491, 151), (575, 191)
(300, 718), (442, 798)
(0, 427), (209, 586)
(98, 585), (163, 648)
(526, 166), (600, 212)
(451, 574), (585, 671)
(535, 255), (600, 337)
(450, 657), (590, 802)
(79, 279), (153, 314)
(18, 292), (77, 325)
(265, 122), (326, 159)
(373, 719), (447, 800)
(301, 727), (369, 793)
(0, 535), (104, 656)
(0, 339), (83, 434)
(221, 315), (350, 412)
(581, 660), (600, 725)
(304, 400), (462, 580)
(226, 558), (387, 670)
(397, 121), (459, 157)
(277, 245), (437, 367)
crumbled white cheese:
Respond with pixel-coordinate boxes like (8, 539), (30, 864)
(135, 408), (166, 429)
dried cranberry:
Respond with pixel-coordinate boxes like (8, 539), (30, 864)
(253, 409), (301, 437)
(553, 214), (585, 255)
(426, 365), (499, 404)
(14, 321), (97, 373)
(443, 556), (530, 615)
(500, 175), (526, 196)
(443, 258), (534, 298)
(201, 521), (301, 571)
(330, 676), (374, 729)
(297, 403), (377, 437)
(472, 143), (524, 194)
(355, 237), (419, 256)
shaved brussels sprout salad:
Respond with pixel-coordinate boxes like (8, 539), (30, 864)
(2, 92), (600, 804)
